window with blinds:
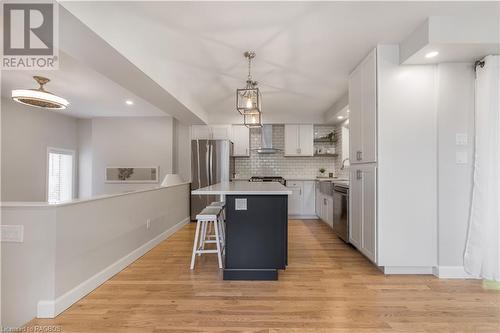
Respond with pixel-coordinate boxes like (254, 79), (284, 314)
(47, 149), (74, 203)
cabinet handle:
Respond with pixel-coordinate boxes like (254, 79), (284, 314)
(246, 148), (248, 155)
(356, 169), (363, 180)
(356, 151), (362, 161)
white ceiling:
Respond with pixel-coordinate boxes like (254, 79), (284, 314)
(1, 51), (168, 119)
(60, 1), (499, 124)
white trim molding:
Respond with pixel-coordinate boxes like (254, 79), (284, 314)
(433, 266), (477, 279)
(37, 217), (190, 318)
(383, 266), (434, 275)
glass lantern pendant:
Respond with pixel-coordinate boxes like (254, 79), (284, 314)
(236, 51), (262, 116)
(244, 111), (262, 128)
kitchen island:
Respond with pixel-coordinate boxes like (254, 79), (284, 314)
(192, 181), (292, 280)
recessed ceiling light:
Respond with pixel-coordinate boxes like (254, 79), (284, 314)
(346, 109), (350, 113)
(425, 51), (439, 59)
(125, 100), (134, 105)
(337, 116), (344, 120)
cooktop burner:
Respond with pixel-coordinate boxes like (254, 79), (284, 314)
(249, 176), (286, 185)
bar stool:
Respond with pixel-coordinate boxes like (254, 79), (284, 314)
(190, 206), (223, 269)
(208, 201), (226, 244)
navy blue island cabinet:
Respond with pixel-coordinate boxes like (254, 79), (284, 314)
(191, 181), (291, 281)
(223, 194), (288, 280)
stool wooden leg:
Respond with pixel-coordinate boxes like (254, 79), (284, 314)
(190, 220), (202, 269)
(214, 220), (223, 269)
(198, 221), (207, 256)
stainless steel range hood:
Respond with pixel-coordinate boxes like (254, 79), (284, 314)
(255, 125), (281, 154)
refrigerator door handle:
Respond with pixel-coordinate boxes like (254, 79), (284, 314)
(196, 141), (201, 189)
(208, 143), (213, 185)
(206, 142), (210, 186)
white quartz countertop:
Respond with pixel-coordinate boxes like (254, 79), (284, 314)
(192, 181), (292, 195)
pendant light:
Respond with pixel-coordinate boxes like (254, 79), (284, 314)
(237, 51), (262, 128)
(244, 112), (262, 129)
(12, 76), (69, 110)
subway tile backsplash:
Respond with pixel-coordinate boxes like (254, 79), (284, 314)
(234, 124), (346, 179)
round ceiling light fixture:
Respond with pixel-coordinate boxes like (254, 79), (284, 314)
(12, 76), (69, 110)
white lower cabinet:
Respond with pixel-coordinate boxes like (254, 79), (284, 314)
(320, 195), (333, 227)
(287, 181), (302, 216)
(287, 180), (315, 217)
(315, 184), (322, 217)
(349, 164), (377, 263)
(315, 182), (334, 228)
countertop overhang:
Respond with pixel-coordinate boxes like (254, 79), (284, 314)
(191, 181), (292, 195)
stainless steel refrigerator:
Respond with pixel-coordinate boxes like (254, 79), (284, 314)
(190, 139), (234, 220)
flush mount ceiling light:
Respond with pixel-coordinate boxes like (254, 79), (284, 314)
(425, 51), (439, 59)
(125, 100), (134, 105)
(12, 76), (69, 110)
(337, 115), (344, 120)
(236, 51), (262, 118)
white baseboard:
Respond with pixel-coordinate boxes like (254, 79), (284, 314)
(288, 215), (318, 220)
(37, 217), (190, 318)
(433, 266), (477, 279)
(383, 266), (434, 275)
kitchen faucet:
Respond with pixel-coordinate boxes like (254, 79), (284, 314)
(341, 158), (350, 170)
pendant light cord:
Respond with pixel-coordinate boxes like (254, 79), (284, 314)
(248, 56), (252, 81)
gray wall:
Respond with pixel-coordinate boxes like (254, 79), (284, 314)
(1, 98), (177, 200)
(1, 98), (79, 201)
(172, 118), (191, 182)
(437, 63), (475, 268)
(77, 119), (93, 198)
(88, 117), (174, 196)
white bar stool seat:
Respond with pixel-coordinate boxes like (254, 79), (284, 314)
(208, 201), (226, 243)
(190, 206), (224, 270)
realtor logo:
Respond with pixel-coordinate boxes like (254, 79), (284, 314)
(2, 1), (59, 69)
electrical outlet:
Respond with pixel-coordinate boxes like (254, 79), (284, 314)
(146, 219), (151, 229)
(456, 133), (468, 146)
(1, 225), (24, 242)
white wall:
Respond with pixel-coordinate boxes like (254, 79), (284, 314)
(172, 118), (191, 182)
(377, 45), (438, 268)
(436, 63), (475, 272)
(1, 183), (190, 328)
(77, 119), (93, 198)
(89, 117), (173, 195)
(1, 98), (79, 201)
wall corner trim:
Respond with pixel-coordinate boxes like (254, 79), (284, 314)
(36, 216), (190, 319)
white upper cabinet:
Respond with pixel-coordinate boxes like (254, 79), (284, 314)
(191, 125), (232, 140)
(349, 49), (377, 164)
(231, 125), (250, 157)
(284, 124), (314, 156)
(191, 125), (211, 140)
(210, 125), (232, 140)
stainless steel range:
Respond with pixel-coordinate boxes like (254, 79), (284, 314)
(249, 176), (286, 186)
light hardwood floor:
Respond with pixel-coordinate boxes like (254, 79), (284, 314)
(27, 220), (499, 332)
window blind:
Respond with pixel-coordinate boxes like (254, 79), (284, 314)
(48, 151), (73, 203)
